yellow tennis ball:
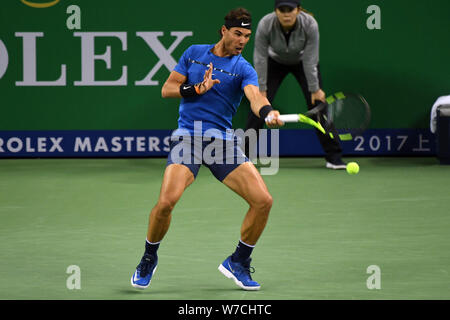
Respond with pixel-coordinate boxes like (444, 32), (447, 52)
(346, 162), (359, 175)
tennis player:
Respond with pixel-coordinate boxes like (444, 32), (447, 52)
(131, 7), (283, 291)
(245, 0), (346, 169)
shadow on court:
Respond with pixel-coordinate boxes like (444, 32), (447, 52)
(114, 286), (241, 297)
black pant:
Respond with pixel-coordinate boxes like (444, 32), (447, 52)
(245, 57), (342, 161)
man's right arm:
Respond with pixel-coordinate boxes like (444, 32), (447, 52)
(161, 71), (187, 98)
(161, 64), (220, 98)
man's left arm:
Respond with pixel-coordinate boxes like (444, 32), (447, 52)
(244, 84), (283, 128)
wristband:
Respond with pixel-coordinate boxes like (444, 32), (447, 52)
(259, 105), (274, 120)
(180, 84), (199, 98)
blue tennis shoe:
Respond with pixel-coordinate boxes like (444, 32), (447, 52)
(131, 253), (158, 289)
(218, 256), (260, 290)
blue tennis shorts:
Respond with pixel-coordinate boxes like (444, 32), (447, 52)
(166, 136), (249, 182)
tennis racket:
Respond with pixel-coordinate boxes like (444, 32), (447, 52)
(266, 92), (371, 141)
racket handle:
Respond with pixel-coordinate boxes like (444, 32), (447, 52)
(265, 114), (300, 123)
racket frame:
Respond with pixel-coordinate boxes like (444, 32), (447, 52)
(266, 92), (370, 142)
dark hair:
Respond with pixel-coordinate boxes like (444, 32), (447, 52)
(225, 7), (251, 21)
(300, 7), (314, 16)
(218, 7), (252, 38)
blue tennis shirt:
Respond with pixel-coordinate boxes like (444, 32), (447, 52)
(172, 44), (259, 139)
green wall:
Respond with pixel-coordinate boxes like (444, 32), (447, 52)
(0, 0), (449, 131)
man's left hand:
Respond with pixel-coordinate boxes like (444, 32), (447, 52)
(265, 110), (284, 128)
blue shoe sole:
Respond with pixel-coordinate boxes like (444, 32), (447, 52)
(218, 263), (260, 291)
(130, 266), (157, 289)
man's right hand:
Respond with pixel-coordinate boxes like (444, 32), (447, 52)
(196, 63), (221, 95)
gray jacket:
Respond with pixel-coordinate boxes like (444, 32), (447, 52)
(253, 11), (321, 92)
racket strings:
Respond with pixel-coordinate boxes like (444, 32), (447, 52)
(329, 95), (370, 132)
